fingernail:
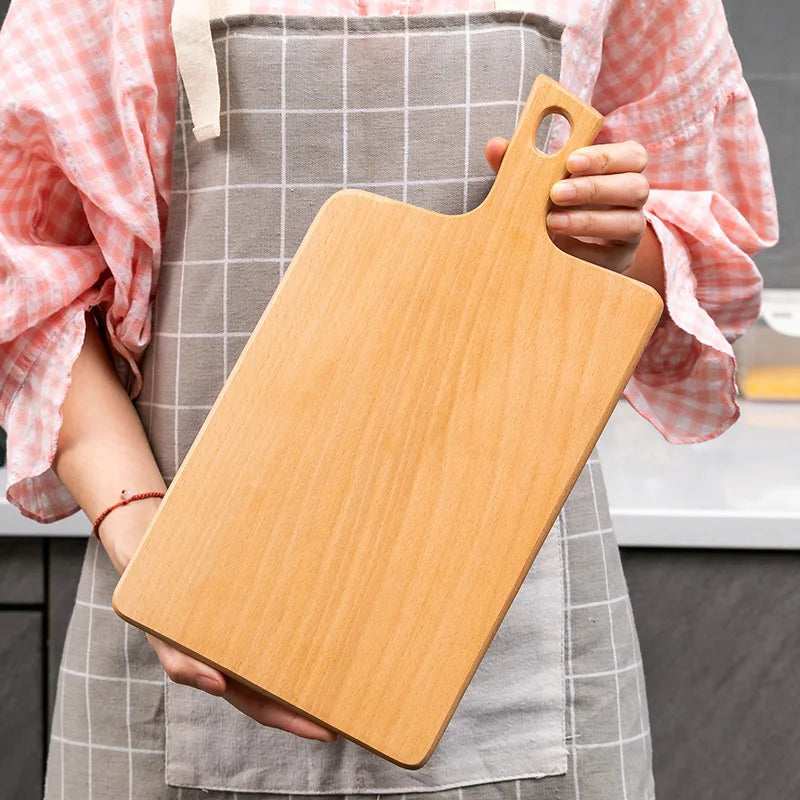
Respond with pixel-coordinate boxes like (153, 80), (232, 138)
(547, 211), (570, 230)
(567, 153), (590, 172)
(551, 181), (577, 202)
(197, 675), (222, 694)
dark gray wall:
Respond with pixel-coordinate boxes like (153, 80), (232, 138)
(623, 549), (800, 800)
(0, 538), (85, 800)
(724, 0), (798, 288)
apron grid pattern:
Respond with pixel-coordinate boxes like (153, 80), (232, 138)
(44, 12), (655, 799)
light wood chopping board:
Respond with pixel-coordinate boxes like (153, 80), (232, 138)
(112, 75), (663, 769)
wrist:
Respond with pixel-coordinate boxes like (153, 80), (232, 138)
(97, 495), (163, 575)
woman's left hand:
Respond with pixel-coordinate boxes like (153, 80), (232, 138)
(485, 139), (650, 274)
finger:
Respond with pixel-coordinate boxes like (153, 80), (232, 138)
(550, 172), (649, 209)
(222, 680), (337, 742)
(566, 140), (648, 176)
(549, 232), (634, 273)
(547, 208), (646, 244)
(147, 633), (226, 695)
(147, 633), (336, 742)
(484, 137), (508, 174)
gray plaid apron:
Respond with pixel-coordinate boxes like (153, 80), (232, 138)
(43, 7), (655, 800)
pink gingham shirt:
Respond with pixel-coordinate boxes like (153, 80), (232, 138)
(0, 0), (779, 523)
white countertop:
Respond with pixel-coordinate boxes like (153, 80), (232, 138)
(596, 398), (800, 548)
(2, 398), (799, 547)
(0, 475), (92, 536)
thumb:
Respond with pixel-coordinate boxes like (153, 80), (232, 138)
(485, 137), (508, 174)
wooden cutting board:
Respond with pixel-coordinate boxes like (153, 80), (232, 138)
(112, 75), (663, 769)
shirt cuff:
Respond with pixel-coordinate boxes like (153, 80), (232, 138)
(4, 304), (89, 523)
(622, 210), (742, 444)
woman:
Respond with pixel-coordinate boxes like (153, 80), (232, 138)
(0, 0), (777, 797)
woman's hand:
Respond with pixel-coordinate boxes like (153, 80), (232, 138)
(142, 633), (338, 743)
(104, 507), (338, 744)
(484, 138), (651, 275)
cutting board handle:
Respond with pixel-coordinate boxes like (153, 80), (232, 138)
(478, 75), (604, 228)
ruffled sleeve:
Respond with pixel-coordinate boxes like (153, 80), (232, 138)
(591, 0), (779, 443)
(0, 0), (178, 522)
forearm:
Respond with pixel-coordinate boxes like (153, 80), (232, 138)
(623, 220), (666, 304)
(52, 309), (165, 573)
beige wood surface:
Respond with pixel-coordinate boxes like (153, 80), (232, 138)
(112, 75), (664, 769)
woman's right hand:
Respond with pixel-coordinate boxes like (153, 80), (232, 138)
(103, 503), (338, 744)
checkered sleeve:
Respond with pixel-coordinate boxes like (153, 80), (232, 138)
(0, 0), (177, 522)
(592, 0), (779, 443)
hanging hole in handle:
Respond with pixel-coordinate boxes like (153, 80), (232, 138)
(534, 108), (572, 156)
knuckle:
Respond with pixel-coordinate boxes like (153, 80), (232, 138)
(163, 654), (190, 685)
(571, 210), (590, 232)
(631, 174), (650, 205)
(639, 174), (651, 202)
(584, 177), (603, 204)
(630, 140), (648, 170)
(627, 211), (647, 238)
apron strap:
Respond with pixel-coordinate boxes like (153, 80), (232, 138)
(171, 0), (251, 142)
(171, 0), (537, 143)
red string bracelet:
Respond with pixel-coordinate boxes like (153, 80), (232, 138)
(91, 489), (165, 541)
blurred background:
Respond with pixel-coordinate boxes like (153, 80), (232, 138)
(0, 0), (797, 798)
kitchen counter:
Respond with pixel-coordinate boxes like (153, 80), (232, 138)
(0, 477), (91, 536)
(2, 398), (798, 546)
(596, 398), (800, 548)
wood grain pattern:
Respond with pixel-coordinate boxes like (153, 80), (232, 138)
(112, 76), (664, 768)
